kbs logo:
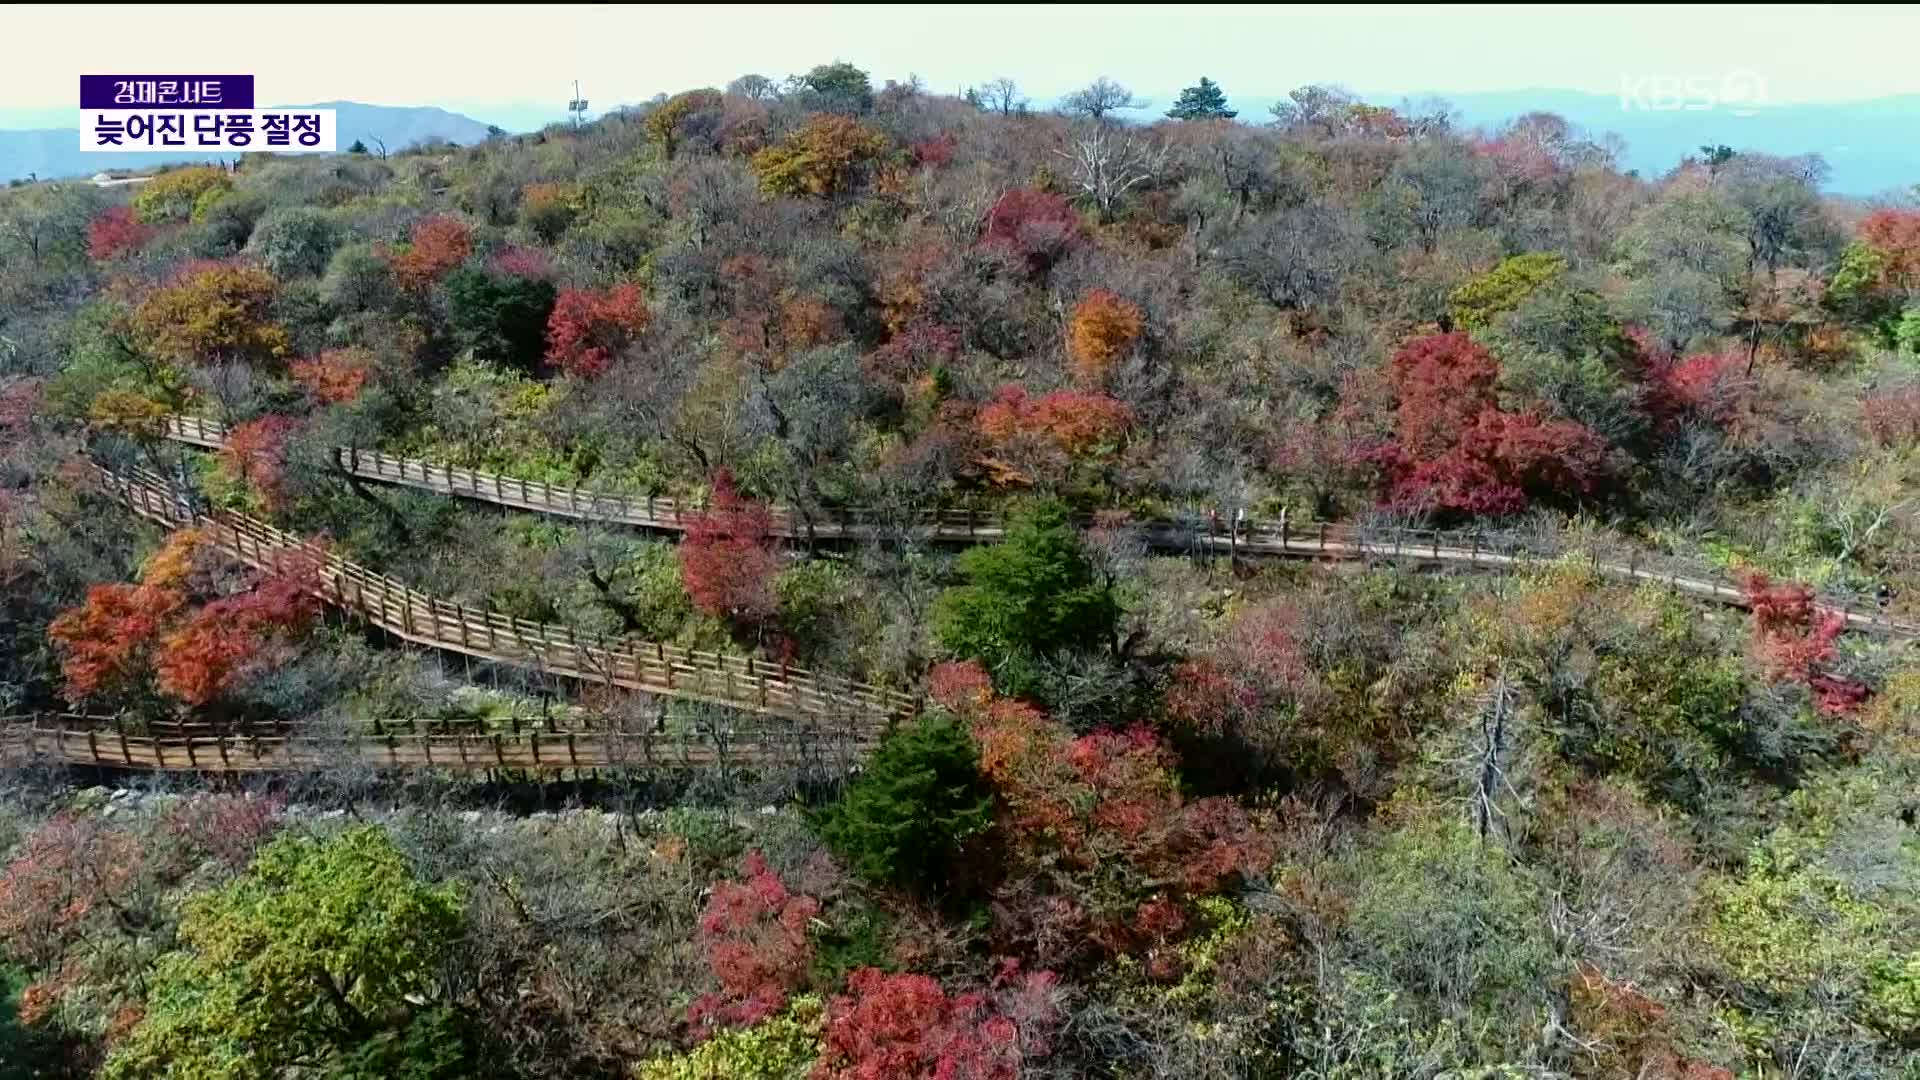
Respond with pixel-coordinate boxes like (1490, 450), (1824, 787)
(1619, 71), (1768, 117)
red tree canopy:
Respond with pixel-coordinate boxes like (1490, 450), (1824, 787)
(678, 469), (779, 623)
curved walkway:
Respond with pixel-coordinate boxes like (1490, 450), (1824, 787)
(163, 415), (1920, 638)
(90, 459), (918, 724)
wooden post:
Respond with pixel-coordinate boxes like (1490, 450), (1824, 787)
(1319, 522), (1328, 552)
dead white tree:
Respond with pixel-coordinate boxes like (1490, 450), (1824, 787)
(1054, 127), (1168, 223)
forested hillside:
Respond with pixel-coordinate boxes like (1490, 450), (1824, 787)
(2, 65), (1918, 1078)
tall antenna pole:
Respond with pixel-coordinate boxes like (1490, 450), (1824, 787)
(568, 80), (588, 129)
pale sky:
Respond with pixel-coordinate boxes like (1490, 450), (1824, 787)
(8, 3), (1920, 114)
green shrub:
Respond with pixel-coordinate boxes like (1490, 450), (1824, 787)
(815, 714), (992, 895)
(933, 500), (1119, 696)
(635, 997), (821, 1080)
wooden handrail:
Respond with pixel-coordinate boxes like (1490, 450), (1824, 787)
(0, 715), (880, 773)
(156, 415), (1920, 639)
(88, 459), (919, 723)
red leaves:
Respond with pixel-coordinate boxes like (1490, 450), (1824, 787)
(154, 570), (320, 707)
(87, 206), (153, 261)
(0, 815), (139, 968)
(679, 470), (779, 623)
(1366, 332), (1608, 515)
(219, 414), (301, 507)
(1740, 572), (1867, 715)
(1862, 384), (1920, 447)
(1647, 351), (1744, 426)
(966, 691), (1273, 969)
(388, 214), (472, 288)
(289, 348), (373, 405)
(813, 967), (1058, 1080)
(1860, 208), (1920, 291)
(690, 851), (821, 1033)
(977, 385), (1133, 456)
(544, 283), (650, 378)
(487, 244), (553, 279)
(48, 530), (318, 708)
(980, 189), (1081, 274)
(1387, 331), (1501, 458)
(929, 659), (994, 713)
(1066, 290), (1144, 385)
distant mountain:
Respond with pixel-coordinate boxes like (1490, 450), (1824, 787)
(0, 101), (499, 183)
(1202, 89), (1920, 197)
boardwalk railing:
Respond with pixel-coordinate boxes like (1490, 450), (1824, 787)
(0, 713), (879, 773)
(89, 458), (919, 724)
(160, 414), (1920, 638)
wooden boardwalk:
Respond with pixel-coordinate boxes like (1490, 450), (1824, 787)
(162, 415), (1920, 638)
(90, 460), (918, 725)
(0, 715), (877, 774)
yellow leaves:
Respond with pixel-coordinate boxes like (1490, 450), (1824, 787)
(1066, 290), (1144, 385)
(131, 165), (232, 224)
(751, 115), (890, 198)
(130, 263), (291, 367)
(139, 529), (207, 591)
(86, 388), (171, 438)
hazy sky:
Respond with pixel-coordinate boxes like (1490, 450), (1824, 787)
(8, 3), (1920, 115)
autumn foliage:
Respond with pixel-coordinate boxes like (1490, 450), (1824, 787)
(980, 189), (1081, 274)
(218, 414), (301, 507)
(130, 262), (291, 368)
(679, 470), (779, 623)
(0, 815), (139, 970)
(750, 114), (890, 197)
(388, 215), (473, 288)
(1740, 572), (1867, 715)
(48, 529), (318, 708)
(1365, 332), (1609, 514)
(1859, 208), (1920, 292)
(689, 852), (820, 1033)
(289, 347), (374, 405)
(154, 569), (320, 706)
(977, 385), (1133, 457)
(87, 206), (154, 261)
(813, 966), (1059, 1080)
(1066, 290), (1144, 384)
(544, 283), (650, 378)
(954, 688), (1274, 972)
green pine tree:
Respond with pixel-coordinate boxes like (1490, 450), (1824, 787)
(816, 714), (994, 896)
(933, 500), (1120, 694)
(1166, 77), (1237, 120)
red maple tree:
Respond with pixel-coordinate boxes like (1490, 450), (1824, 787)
(1365, 332), (1609, 515)
(813, 966), (1059, 1080)
(688, 851), (821, 1033)
(980, 189), (1081, 274)
(679, 469), (779, 623)
(544, 283), (650, 378)
(1740, 572), (1868, 715)
(87, 206), (154, 261)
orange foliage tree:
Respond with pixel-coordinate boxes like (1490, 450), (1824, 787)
(388, 214), (473, 288)
(129, 262), (291, 368)
(1066, 290), (1144, 384)
(1860, 209), (1920, 293)
(289, 347), (374, 405)
(47, 529), (205, 701)
(154, 567), (320, 706)
(975, 384), (1135, 486)
(48, 530), (319, 709)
